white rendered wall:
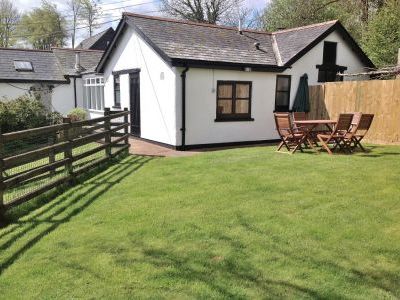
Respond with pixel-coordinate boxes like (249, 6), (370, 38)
(52, 79), (83, 115)
(184, 30), (371, 146)
(102, 26), (178, 145)
(0, 81), (79, 115)
(184, 69), (278, 145)
(0, 83), (33, 100)
(284, 30), (368, 109)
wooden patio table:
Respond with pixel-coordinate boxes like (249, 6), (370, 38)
(293, 120), (337, 150)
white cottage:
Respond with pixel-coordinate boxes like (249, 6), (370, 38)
(96, 13), (374, 150)
(0, 47), (105, 114)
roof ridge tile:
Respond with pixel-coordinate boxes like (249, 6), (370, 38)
(272, 20), (338, 34)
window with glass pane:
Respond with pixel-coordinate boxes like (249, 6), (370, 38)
(275, 75), (291, 112)
(216, 81), (251, 121)
(114, 75), (121, 107)
(83, 77), (105, 110)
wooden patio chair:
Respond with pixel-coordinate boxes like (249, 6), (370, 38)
(351, 114), (374, 152)
(274, 113), (307, 154)
(317, 113), (354, 155)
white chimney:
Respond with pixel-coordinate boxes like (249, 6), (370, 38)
(74, 52), (82, 72)
(238, 19), (242, 34)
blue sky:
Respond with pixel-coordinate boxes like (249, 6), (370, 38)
(14, 0), (268, 47)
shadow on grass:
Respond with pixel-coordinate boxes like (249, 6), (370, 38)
(235, 213), (400, 298)
(121, 213), (399, 298)
(0, 155), (154, 276)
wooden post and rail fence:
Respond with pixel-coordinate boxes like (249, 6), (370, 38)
(0, 108), (130, 214)
(308, 79), (400, 145)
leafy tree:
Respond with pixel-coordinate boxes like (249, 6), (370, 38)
(262, 0), (387, 40)
(18, 0), (67, 49)
(79, 0), (102, 37)
(0, 0), (20, 47)
(67, 0), (83, 48)
(161, 0), (242, 24)
(362, 0), (400, 67)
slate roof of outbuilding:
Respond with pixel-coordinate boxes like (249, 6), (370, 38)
(77, 27), (115, 50)
(0, 48), (104, 82)
(52, 48), (104, 76)
(98, 13), (374, 71)
(0, 48), (67, 83)
(272, 20), (338, 65)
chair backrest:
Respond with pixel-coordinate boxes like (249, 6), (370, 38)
(356, 114), (374, 134)
(335, 113), (354, 133)
(292, 112), (307, 122)
(349, 112), (362, 134)
(274, 113), (293, 137)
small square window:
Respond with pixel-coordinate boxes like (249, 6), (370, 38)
(14, 61), (33, 72)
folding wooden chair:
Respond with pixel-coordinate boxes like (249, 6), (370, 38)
(317, 113), (354, 155)
(274, 113), (307, 154)
(351, 114), (374, 151)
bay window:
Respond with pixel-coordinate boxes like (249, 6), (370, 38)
(83, 77), (104, 111)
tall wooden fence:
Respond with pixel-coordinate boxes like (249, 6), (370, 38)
(309, 79), (400, 144)
(0, 108), (130, 213)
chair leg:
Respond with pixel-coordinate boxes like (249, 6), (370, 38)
(318, 135), (333, 155)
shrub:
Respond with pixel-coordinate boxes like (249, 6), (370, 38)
(0, 94), (62, 133)
(67, 107), (87, 122)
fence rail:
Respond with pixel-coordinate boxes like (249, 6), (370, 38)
(0, 108), (130, 213)
(309, 79), (400, 144)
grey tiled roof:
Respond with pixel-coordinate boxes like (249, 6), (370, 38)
(0, 48), (104, 81)
(126, 16), (278, 66)
(273, 21), (337, 65)
(77, 28), (115, 50)
(52, 48), (104, 76)
(0, 48), (67, 82)
(123, 14), (342, 68)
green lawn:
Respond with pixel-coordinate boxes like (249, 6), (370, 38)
(0, 145), (399, 299)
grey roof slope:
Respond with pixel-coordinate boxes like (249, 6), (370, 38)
(77, 27), (115, 50)
(126, 16), (278, 66)
(98, 13), (374, 72)
(0, 48), (104, 82)
(0, 48), (67, 83)
(52, 48), (104, 76)
(273, 21), (338, 65)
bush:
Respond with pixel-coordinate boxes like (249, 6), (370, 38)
(67, 107), (87, 122)
(0, 94), (62, 133)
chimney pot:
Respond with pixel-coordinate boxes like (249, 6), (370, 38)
(74, 52), (82, 73)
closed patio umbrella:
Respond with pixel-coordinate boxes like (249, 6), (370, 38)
(292, 73), (310, 112)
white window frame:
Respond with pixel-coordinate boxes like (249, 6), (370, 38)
(83, 77), (105, 111)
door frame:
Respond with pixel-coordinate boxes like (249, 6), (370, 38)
(129, 71), (141, 137)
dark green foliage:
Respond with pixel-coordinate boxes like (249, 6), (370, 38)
(0, 94), (62, 133)
(362, 0), (400, 67)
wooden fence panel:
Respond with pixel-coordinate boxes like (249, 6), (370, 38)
(0, 109), (130, 213)
(309, 79), (400, 144)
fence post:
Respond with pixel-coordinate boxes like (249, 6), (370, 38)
(63, 117), (74, 183)
(0, 129), (4, 215)
(49, 133), (56, 176)
(104, 108), (111, 158)
(123, 107), (130, 152)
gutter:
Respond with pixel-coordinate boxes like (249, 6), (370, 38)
(180, 67), (189, 150)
